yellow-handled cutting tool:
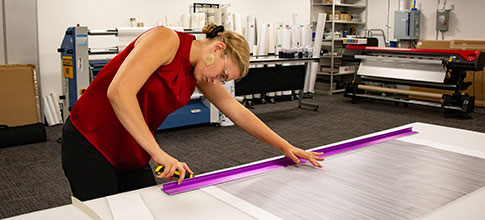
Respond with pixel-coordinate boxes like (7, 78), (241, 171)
(155, 165), (193, 179)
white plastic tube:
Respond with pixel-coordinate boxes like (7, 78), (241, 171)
(247, 16), (256, 54)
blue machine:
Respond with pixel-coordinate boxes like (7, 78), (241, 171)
(58, 26), (90, 119)
(58, 26), (215, 130)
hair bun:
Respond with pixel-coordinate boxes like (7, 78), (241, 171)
(202, 23), (225, 39)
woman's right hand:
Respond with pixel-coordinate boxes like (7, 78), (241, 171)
(153, 153), (193, 185)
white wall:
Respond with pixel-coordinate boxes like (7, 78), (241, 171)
(37, 0), (310, 97)
(367, 0), (485, 43)
(4, 0), (39, 66)
(0, 1), (4, 65)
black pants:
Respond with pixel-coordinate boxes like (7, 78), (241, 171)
(61, 117), (156, 201)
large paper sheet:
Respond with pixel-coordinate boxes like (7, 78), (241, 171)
(107, 193), (154, 220)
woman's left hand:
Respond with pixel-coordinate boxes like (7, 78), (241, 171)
(283, 146), (324, 168)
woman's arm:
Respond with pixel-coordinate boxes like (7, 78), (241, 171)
(107, 27), (192, 184)
(197, 82), (324, 167)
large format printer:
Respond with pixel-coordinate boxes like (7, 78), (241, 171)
(58, 25), (219, 130)
(343, 45), (485, 118)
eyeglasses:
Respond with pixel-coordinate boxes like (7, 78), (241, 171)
(218, 54), (229, 83)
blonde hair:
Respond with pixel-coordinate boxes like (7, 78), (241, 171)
(203, 24), (250, 78)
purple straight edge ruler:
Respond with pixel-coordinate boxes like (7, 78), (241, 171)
(163, 127), (417, 195)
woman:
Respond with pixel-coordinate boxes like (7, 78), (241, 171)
(61, 24), (324, 201)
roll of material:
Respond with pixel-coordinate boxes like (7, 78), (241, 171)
(49, 92), (63, 123)
(190, 13), (206, 29)
(207, 8), (215, 24)
(46, 95), (60, 124)
(42, 96), (55, 126)
(275, 24), (283, 53)
(358, 85), (444, 99)
(198, 13), (206, 29)
(214, 9), (222, 25)
(257, 22), (268, 56)
(304, 24), (312, 48)
(166, 14), (179, 27)
(291, 14), (300, 48)
(182, 13), (191, 29)
(312, 13), (326, 58)
(116, 27), (151, 37)
(282, 25), (292, 50)
(191, 13), (198, 29)
(266, 23), (275, 54)
(307, 13), (327, 93)
(233, 13), (242, 35)
(247, 16), (256, 54)
(225, 13), (234, 32)
(221, 8), (228, 27)
(300, 24), (312, 48)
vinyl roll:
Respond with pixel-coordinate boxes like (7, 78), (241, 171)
(282, 25), (291, 50)
(182, 13), (191, 29)
(307, 13), (327, 93)
(275, 24), (283, 53)
(312, 13), (326, 58)
(166, 14), (179, 27)
(225, 13), (234, 32)
(257, 22), (268, 56)
(42, 96), (55, 126)
(221, 8), (228, 27)
(304, 24), (313, 49)
(358, 85), (444, 99)
(300, 24), (312, 48)
(233, 13), (242, 35)
(191, 13), (198, 29)
(294, 25), (301, 48)
(49, 92), (62, 123)
(291, 14), (300, 48)
(116, 27), (151, 37)
(46, 95), (60, 124)
(198, 13), (206, 29)
(247, 16), (256, 54)
(214, 9), (222, 25)
(266, 23), (275, 54)
(207, 8), (215, 24)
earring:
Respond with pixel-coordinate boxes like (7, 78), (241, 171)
(204, 54), (215, 66)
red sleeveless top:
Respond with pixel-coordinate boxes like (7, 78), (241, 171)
(70, 29), (196, 170)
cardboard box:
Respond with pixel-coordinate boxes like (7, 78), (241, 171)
(0, 64), (41, 126)
(327, 10), (342, 21)
(450, 40), (485, 50)
(411, 40), (485, 107)
(324, 0), (342, 4)
(341, 14), (352, 22)
(416, 40), (451, 49)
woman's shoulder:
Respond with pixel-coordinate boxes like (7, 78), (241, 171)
(135, 26), (180, 49)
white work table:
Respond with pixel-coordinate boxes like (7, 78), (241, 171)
(7, 122), (485, 220)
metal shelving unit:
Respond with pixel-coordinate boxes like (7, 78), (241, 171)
(311, 0), (367, 94)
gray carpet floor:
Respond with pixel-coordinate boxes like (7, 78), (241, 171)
(1, 93), (484, 218)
